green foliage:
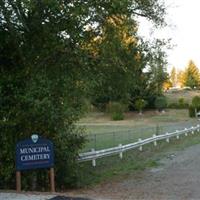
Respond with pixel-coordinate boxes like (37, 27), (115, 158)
(168, 100), (189, 109)
(89, 16), (140, 105)
(134, 99), (147, 113)
(192, 96), (200, 108)
(91, 96), (110, 112)
(184, 60), (200, 89)
(170, 67), (177, 87)
(154, 96), (167, 111)
(190, 96), (200, 117)
(0, 73), (86, 189)
(107, 102), (125, 120)
(189, 106), (196, 118)
(178, 98), (184, 105)
(88, 8), (168, 109)
(0, 0), (167, 189)
(107, 102), (127, 113)
(112, 112), (124, 121)
(0, 0), (87, 189)
(145, 39), (169, 96)
(178, 98), (189, 109)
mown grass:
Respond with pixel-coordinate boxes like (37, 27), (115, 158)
(77, 132), (200, 188)
(78, 109), (198, 152)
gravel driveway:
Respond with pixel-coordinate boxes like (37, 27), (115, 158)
(2, 143), (200, 200)
(70, 143), (200, 200)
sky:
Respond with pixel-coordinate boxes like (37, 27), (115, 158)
(138, 0), (200, 72)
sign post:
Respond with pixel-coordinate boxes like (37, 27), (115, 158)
(16, 171), (21, 192)
(16, 134), (55, 192)
(50, 168), (55, 192)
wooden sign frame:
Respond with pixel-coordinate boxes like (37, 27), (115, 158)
(16, 168), (55, 192)
(16, 135), (55, 192)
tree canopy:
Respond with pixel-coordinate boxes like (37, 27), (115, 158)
(184, 60), (200, 89)
(0, 0), (168, 189)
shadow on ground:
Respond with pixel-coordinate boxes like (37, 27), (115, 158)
(49, 196), (92, 200)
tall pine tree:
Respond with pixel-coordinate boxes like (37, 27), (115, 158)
(184, 60), (200, 88)
(170, 66), (177, 87)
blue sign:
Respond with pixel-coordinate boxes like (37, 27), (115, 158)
(16, 134), (54, 171)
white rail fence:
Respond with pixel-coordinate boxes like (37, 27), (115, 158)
(78, 124), (200, 167)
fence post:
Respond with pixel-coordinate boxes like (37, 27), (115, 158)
(166, 132), (169, 143)
(138, 138), (142, 151)
(113, 132), (116, 147)
(191, 126), (194, 134)
(119, 144), (123, 159)
(94, 134), (97, 150)
(153, 134), (157, 146)
(16, 171), (21, 192)
(156, 125), (159, 135)
(176, 130), (179, 139)
(185, 128), (188, 136)
(91, 148), (96, 167)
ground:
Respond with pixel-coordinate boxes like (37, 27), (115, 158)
(2, 142), (200, 200)
(78, 109), (198, 152)
(69, 143), (200, 199)
(78, 109), (196, 135)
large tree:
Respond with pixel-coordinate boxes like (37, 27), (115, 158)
(87, 15), (168, 109)
(184, 60), (200, 89)
(87, 15), (142, 107)
(131, 38), (168, 105)
(170, 66), (177, 87)
(176, 69), (185, 88)
(0, 0), (167, 189)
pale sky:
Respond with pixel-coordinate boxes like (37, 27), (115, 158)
(138, 0), (200, 72)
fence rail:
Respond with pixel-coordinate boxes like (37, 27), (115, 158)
(78, 124), (200, 166)
(81, 121), (198, 152)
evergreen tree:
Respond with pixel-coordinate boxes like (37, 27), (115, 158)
(170, 66), (177, 87)
(145, 39), (168, 96)
(176, 69), (185, 88)
(184, 60), (200, 88)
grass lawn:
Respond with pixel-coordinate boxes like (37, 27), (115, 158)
(78, 109), (199, 152)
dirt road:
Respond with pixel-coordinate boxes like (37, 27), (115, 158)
(69, 143), (200, 200)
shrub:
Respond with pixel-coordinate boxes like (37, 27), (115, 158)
(192, 96), (200, 108)
(82, 99), (96, 113)
(178, 98), (189, 109)
(191, 96), (200, 116)
(134, 99), (147, 114)
(92, 96), (109, 112)
(167, 102), (179, 109)
(107, 102), (125, 120)
(154, 96), (167, 112)
(106, 102), (126, 113)
(189, 106), (196, 117)
(112, 112), (124, 120)
(178, 98), (184, 105)
(168, 102), (189, 109)
(0, 72), (86, 190)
